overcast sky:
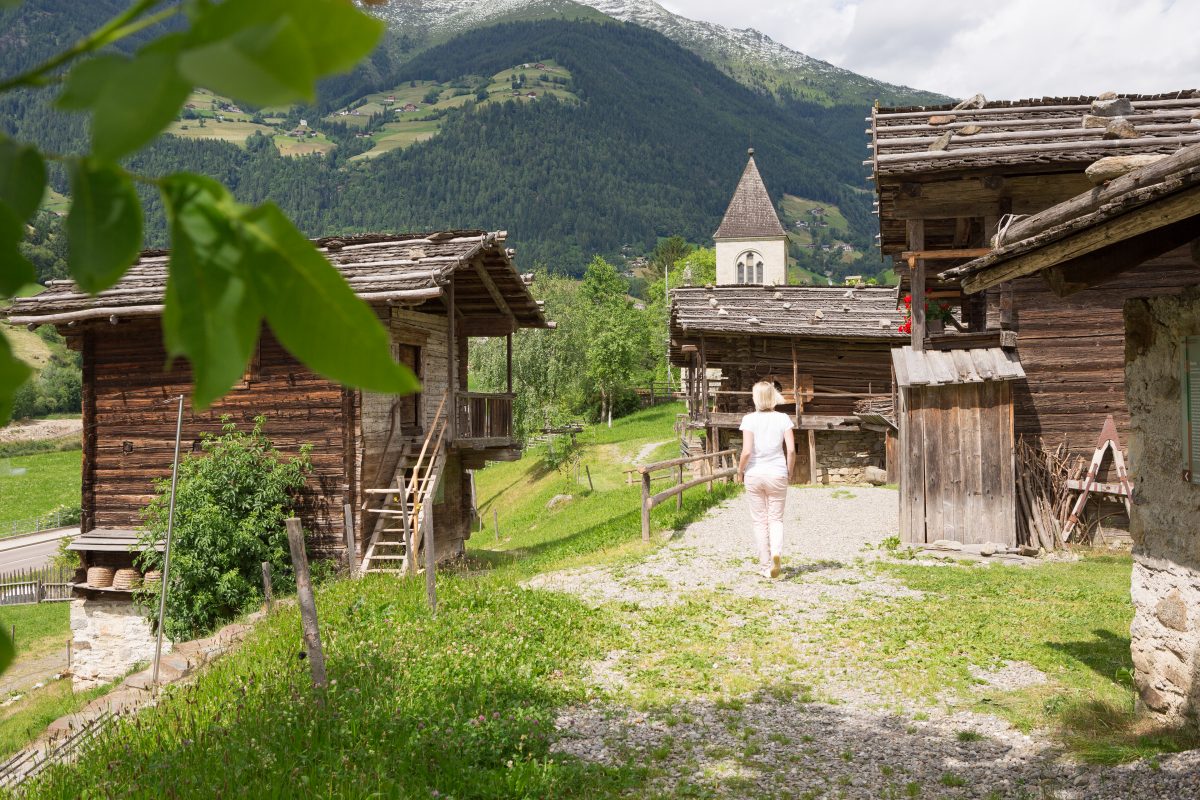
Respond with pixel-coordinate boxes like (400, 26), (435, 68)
(660, 0), (1200, 100)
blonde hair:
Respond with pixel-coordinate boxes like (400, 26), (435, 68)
(752, 381), (785, 412)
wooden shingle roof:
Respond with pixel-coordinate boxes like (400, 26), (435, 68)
(714, 153), (787, 239)
(6, 231), (549, 329)
(870, 91), (1200, 178)
(671, 285), (906, 340)
(891, 346), (1025, 388)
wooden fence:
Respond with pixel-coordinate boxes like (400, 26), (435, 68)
(638, 448), (738, 541)
(0, 566), (74, 606)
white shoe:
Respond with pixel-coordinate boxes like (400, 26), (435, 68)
(770, 555), (781, 578)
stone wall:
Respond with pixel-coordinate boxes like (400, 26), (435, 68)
(1124, 289), (1200, 727)
(71, 597), (169, 690)
(724, 428), (887, 485)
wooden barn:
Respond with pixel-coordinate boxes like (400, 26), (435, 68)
(669, 285), (905, 484)
(869, 90), (1200, 543)
(6, 230), (549, 574)
(945, 143), (1200, 727)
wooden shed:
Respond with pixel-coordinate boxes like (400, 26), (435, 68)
(893, 346), (1026, 546)
(669, 285), (905, 484)
(6, 230), (549, 573)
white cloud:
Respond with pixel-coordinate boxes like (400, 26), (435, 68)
(660, 0), (1200, 100)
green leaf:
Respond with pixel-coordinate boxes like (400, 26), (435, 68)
(160, 174), (263, 409)
(179, 17), (315, 106)
(57, 54), (125, 111)
(181, 0), (384, 105)
(0, 332), (33, 428)
(0, 140), (45, 295)
(67, 159), (143, 294)
(238, 204), (419, 396)
(96, 50), (191, 162)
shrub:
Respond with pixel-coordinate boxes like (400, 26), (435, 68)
(136, 417), (312, 639)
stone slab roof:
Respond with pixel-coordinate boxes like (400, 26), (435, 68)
(6, 231), (548, 329)
(870, 90), (1200, 178)
(671, 285), (905, 340)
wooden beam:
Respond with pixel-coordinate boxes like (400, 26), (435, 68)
(907, 219), (926, 351)
(505, 332), (513, 394)
(902, 248), (991, 263)
(471, 260), (517, 322)
(1042, 214), (1200, 297)
(963, 187), (1200, 294)
(447, 278), (457, 441)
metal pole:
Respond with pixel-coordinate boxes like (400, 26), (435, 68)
(152, 394), (184, 687)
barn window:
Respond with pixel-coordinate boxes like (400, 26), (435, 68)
(1185, 336), (1200, 484)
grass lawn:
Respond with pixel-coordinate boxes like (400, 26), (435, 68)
(826, 554), (1200, 763)
(352, 119), (443, 160)
(0, 450), (81, 526)
(22, 405), (726, 797)
(273, 132), (337, 157)
(0, 603), (81, 760)
(166, 119), (277, 145)
(0, 603), (69, 663)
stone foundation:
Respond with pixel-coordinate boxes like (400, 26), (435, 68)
(70, 598), (169, 690)
(723, 428), (887, 485)
(1124, 289), (1200, 727)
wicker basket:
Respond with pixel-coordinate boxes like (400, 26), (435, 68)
(86, 566), (115, 589)
(112, 568), (143, 591)
(143, 570), (162, 587)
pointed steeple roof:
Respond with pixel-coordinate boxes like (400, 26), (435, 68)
(714, 149), (786, 240)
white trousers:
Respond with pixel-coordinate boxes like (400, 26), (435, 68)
(745, 474), (788, 568)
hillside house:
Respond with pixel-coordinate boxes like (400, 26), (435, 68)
(946, 144), (1200, 727)
(403, 103), (418, 113)
(672, 150), (904, 483)
(7, 230), (548, 685)
(869, 90), (1200, 545)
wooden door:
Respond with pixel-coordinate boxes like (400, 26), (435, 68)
(396, 344), (421, 431)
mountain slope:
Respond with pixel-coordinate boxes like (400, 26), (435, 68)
(367, 0), (948, 106)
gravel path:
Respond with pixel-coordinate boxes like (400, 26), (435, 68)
(0, 417), (81, 444)
(531, 487), (1199, 799)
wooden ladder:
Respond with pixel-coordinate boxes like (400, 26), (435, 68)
(360, 392), (450, 575)
(1060, 415), (1134, 542)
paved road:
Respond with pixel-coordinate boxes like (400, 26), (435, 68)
(0, 528), (79, 572)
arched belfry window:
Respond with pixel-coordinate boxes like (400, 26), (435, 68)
(737, 250), (764, 284)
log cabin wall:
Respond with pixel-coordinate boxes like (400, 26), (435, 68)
(1009, 246), (1200, 455)
(701, 335), (895, 416)
(79, 321), (353, 557)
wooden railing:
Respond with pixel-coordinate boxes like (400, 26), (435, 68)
(457, 392), (514, 441)
(637, 448), (738, 541)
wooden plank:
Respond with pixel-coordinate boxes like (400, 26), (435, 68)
(901, 248), (991, 260)
(969, 348), (996, 380)
(926, 351), (958, 385)
(922, 387), (944, 542)
(907, 219), (926, 351)
(961, 384), (986, 543)
(807, 430), (818, 485)
(950, 348), (981, 383)
(891, 347), (912, 388)
(909, 389), (927, 543)
(904, 348), (933, 386)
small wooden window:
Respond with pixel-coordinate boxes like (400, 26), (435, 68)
(1185, 336), (1200, 484)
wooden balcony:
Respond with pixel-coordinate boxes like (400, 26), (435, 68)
(455, 392), (515, 446)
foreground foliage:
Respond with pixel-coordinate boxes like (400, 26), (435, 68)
(136, 417), (310, 639)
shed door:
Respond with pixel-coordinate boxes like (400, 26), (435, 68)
(900, 381), (1016, 546)
(395, 343), (421, 431)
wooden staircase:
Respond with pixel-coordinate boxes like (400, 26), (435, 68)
(360, 392), (449, 575)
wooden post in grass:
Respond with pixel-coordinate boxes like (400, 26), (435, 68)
(423, 512), (437, 614)
(261, 562), (273, 613)
(493, 508), (500, 544)
(342, 503), (357, 577)
(677, 463), (684, 509)
(285, 518), (327, 690)
(585, 465), (594, 492)
(641, 471), (652, 542)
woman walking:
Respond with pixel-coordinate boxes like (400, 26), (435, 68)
(737, 381), (796, 578)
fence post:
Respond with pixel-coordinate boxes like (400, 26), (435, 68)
(342, 503), (357, 577)
(641, 471), (652, 542)
(585, 465), (594, 492)
(261, 562), (273, 613)
(677, 464), (684, 510)
(493, 508), (500, 545)
(285, 518), (328, 691)
(424, 512), (437, 614)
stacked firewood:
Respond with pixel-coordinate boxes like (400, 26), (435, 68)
(1015, 439), (1086, 551)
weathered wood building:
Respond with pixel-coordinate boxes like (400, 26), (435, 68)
(7, 231), (549, 571)
(869, 90), (1200, 543)
(948, 144), (1200, 725)
(670, 285), (904, 484)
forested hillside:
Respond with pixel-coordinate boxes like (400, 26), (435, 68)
(2, 6), (878, 275)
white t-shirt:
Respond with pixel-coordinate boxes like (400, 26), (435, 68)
(739, 411), (793, 478)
